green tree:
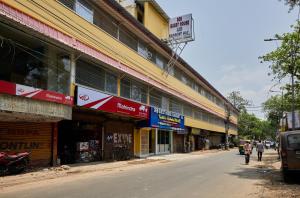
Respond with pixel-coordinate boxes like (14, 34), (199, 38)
(280, 0), (300, 11)
(260, 24), (300, 83)
(227, 91), (251, 112)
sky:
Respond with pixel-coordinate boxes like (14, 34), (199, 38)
(156, 0), (298, 119)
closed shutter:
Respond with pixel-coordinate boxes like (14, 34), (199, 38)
(104, 121), (134, 160)
(0, 122), (52, 166)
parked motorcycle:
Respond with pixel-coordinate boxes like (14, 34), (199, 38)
(0, 151), (30, 176)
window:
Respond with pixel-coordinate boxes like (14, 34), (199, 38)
(183, 104), (192, 117)
(120, 78), (147, 104)
(150, 92), (162, 108)
(169, 99), (182, 114)
(121, 79), (131, 99)
(105, 72), (117, 94)
(76, 60), (117, 94)
(0, 25), (71, 95)
(174, 67), (182, 80)
(194, 111), (202, 120)
(119, 27), (138, 51)
(75, 0), (93, 22)
(156, 55), (166, 70)
(76, 60), (105, 91)
(288, 134), (300, 149)
(138, 41), (149, 59)
(94, 10), (118, 38)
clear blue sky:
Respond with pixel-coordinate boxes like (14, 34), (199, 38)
(156, 0), (298, 118)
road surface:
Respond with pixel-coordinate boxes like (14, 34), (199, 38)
(1, 150), (262, 198)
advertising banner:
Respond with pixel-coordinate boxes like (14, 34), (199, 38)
(0, 80), (73, 106)
(149, 107), (184, 131)
(169, 14), (193, 42)
(77, 86), (149, 119)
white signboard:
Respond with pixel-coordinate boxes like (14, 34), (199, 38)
(169, 14), (193, 42)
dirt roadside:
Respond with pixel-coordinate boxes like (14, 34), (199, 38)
(250, 150), (300, 198)
(0, 149), (223, 191)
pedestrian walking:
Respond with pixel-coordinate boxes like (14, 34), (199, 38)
(243, 141), (252, 165)
(256, 140), (264, 161)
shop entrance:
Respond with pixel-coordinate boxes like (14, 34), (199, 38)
(157, 130), (171, 154)
(149, 129), (155, 154)
(58, 120), (103, 164)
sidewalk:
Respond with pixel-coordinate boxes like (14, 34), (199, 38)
(0, 149), (225, 190)
(248, 150), (300, 198)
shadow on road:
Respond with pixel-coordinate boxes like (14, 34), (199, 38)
(228, 151), (300, 198)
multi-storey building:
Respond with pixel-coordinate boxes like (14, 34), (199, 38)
(0, 0), (238, 166)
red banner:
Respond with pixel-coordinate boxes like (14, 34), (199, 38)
(0, 80), (73, 106)
(77, 86), (149, 119)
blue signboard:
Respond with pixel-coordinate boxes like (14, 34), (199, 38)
(149, 107), (184, 131)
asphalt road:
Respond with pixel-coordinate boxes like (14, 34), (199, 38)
(1, 150), (262, 198)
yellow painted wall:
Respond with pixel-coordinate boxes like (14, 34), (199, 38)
(2, 0), (238, 129)
(185, 116), (225, 133)
(144, 2), (168, 39)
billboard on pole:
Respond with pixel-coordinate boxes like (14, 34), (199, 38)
(168, 14), (194, 43)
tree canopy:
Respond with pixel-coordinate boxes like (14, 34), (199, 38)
(227, 91), (251, 112)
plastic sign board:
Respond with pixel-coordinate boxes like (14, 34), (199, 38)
(149, 107), (184, 131)
(77, 86), (149, 119)
(0, 80), (73, 106)
(169, 14), (193, 42)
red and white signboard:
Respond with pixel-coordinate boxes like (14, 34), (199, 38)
(0, 80), (73, 106)
(77, 86), (149, 119)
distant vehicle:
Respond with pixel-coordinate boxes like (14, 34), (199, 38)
(265, 141), (271, 149)
(279, 130), (300, 181)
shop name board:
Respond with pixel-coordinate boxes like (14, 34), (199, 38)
(0, 141), (42, 150)
(77, 86), (149, 119)
(169, 14), (193, 42)
(150, 107), (184, 131)
(0, 80), (73, 106)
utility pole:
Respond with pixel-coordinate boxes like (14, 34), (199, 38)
(224, 103), (230, 150)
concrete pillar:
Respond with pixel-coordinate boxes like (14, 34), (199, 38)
(155, 128), (158, 154)
(70, 53), (76, 97)
(170, 131), (173, 153)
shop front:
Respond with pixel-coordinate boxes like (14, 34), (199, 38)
(58, 85), (149, 163)
(136, 107), (184, 157)
(0, 81), (73, 166)
(191, 128), (210, 151)
(173, 127), (188, 153)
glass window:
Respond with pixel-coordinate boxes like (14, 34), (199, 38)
(156, 55), (166, 70)
(75, 0), (94, 23)
(174, 67), (182, 80)
(169, 99), (182, 114)
(105, 72), (117, 94)
(138, 41), (149, 59)
(119, 27), (138, 51)
(76, 60), (105, 91)
(150, 91), (162, 108)
(194, 110), (202, 120)
(48, 54), (71, 94)
(58, 0), (75, 10)
(287, 134), (300, 149)
(0, 25), (70, 95)
(183, 104), (192, 117)
(94, 10), (118, 38)
(121, 78), (131, 99)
